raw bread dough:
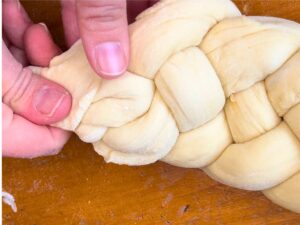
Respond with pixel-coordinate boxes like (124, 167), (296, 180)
(224, 82), (280, 143)
(205, 122), (300, 190)
(36, 0), (300, 213)
(264, 172), (300, 213)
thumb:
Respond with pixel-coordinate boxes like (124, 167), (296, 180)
(76, 0), (129, 79)
(2, 42), (72, 125)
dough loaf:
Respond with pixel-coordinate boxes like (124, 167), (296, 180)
(36, 0), (300, 213)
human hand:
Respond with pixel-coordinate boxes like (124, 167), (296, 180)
(2, 0), (72, 158)
(61, 0), (158, 78)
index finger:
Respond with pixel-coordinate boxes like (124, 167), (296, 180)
(2, 0), (32, 49)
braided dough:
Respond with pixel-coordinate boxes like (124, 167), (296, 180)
(36, 0), (300, 213)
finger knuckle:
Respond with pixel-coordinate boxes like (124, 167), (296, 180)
(79, 2), (126, 32)
(3, 68), (34, 108)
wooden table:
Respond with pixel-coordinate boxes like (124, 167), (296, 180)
(3, 1), (300, 224)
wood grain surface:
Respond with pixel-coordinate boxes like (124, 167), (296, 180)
(3, 1), (300, 224)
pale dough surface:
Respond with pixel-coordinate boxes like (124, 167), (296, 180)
(264, 172), (300, 213)
(37, 0), (300, 213)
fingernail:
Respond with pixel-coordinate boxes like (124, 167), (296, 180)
(39, 23), (49, 33)
(33, 86), (68, 117)
(95, 42), (126, 77)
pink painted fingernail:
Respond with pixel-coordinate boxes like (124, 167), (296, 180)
(33, 86), (68, 117)
(95, 42), (126, 77)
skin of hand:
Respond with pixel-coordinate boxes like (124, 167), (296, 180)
(61, 0), (158, 78)
(2, 0), (72, 158)
(2, 0), (157, 158)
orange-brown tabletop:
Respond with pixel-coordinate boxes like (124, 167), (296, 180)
(3, 1), (300, 224)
